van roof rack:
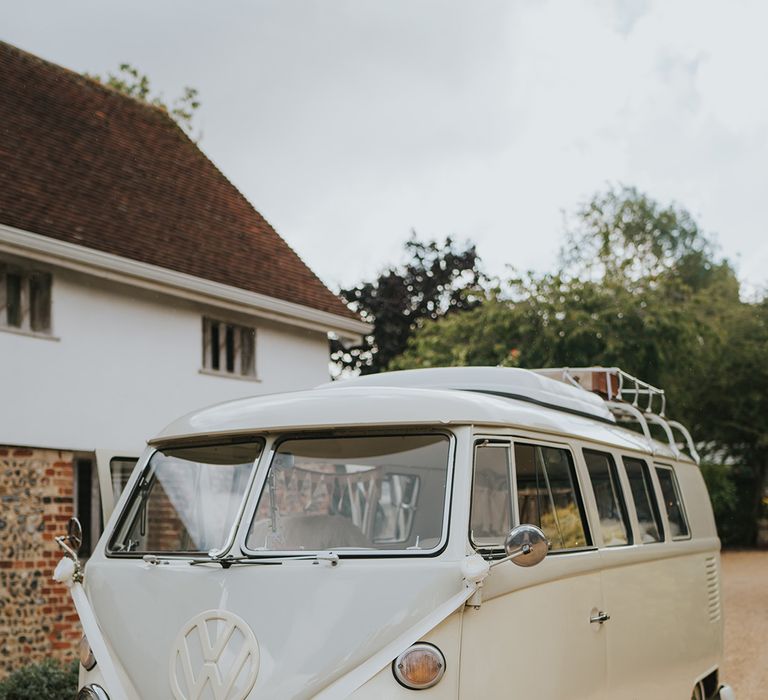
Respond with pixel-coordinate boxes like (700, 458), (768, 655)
(531, 367), (700, 464)
(531, 366), (666, 414)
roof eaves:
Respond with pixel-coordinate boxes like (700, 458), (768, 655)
(0, 222), (369, 341)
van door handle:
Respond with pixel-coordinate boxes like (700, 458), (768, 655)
(590, 611), (611, 624)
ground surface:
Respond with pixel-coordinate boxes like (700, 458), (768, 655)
(721, 550), (768, 699)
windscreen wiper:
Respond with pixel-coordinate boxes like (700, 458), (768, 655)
(189, 552), (340, 569)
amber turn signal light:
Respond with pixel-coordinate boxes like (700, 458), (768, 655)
(392, 643), (446, 690)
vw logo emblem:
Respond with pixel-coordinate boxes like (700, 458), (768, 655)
(170, 609), (260, 700)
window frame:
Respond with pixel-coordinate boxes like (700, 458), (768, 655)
(201, 316), (258, 380)
(621, 455), (666, 544)
(513, 439), (593, 553)
(469, 434), (593, 556)
(240, 429), (457, 559)
(654, 463), (691, 541)
(106, 437), (266, 558)
(468, 439), (517, 552)
(582, 448), (633, 548)
(0, 261), (54, 337)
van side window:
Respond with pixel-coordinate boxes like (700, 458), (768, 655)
(515, 443), (590, 551)
(583, 449), (631, 546)
(622, 457), (664, 543)
(470, 442), (513, 548)
(655, 466), (690, 539)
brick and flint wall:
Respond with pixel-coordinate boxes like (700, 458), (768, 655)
(0, 446), (79, 677)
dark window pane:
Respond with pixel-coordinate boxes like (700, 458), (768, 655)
(584, 450), (631, 546)
(29, 272), (52, 332)
(471, 444), (512, 548)
(240, 327), (256, 376)
(203, 317), (256, 377)
(623, 457), (663, 543)
(515, 443), (589, 550)
(656, 467), (689, 538)
(6, 272), (22, 327)
(225, 325), (235, 372)
(210, 321), (220, 370)
(76, 459), (93, 556)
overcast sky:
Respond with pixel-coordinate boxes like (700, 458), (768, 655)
(2, 0), (767, 294)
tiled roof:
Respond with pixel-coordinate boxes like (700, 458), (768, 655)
(0, 41), (357, 321)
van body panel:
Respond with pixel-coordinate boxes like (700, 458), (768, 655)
(347, 613), (463, 698)
(600, 548), (722, 699)
(460, 559), (606, 699)
(83, 557), (466, 700)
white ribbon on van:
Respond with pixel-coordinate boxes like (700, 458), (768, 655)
(53, 556), (130, 700)
(313, 554), (490, 700)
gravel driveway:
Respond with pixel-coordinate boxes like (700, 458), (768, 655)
(721, 550), (768, 699)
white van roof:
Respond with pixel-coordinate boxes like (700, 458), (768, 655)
(152, 368), (681, 459)
(320, 367), (615, 422)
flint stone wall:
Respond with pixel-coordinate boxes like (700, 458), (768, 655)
(0, 446), (79, 677)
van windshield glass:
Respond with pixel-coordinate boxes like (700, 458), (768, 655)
(109, 441), (262, 554)
(245, 434), (450, 553)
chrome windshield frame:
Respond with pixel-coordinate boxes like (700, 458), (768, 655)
(235, 427), (457, 559)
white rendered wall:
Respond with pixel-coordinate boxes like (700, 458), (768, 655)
(0, 266), (332, 452)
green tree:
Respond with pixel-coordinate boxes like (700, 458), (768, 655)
(86, 64), (200, 136)
(392, 187), (766, 544)
(559, 185), (713, 286)
(331, 234), (484, 374)
(682, 299), (768, 544)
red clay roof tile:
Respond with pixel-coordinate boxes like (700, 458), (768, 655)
(0, 41), (357, 321)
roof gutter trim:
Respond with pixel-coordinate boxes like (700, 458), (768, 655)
(0, 223), (368, 341)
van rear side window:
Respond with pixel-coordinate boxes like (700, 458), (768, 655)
(583, 450), (631, 546)
(515, 443), (590, 551)
(655, 466), (690, 539)
(622, 457), (664, 543)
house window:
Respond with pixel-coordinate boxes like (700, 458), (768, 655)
(202, 317), (256, 377)
(0, 263), (52, 334)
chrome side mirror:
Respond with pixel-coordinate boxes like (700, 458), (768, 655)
(490, 524), (549, 569)
(56, 516), (83, 562)
(53, 517), (85, 586)
(67, 517), (83, 554)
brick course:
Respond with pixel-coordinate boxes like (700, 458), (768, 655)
(0, 447), (79, 677)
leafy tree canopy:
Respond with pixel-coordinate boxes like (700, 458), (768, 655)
(560, 185), (714, 288)
(331, 234), (484, 374)
(85, 64), (201, 136)
(387, 186), (767, 544)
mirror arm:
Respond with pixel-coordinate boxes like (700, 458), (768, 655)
(489, 542), (532, 569)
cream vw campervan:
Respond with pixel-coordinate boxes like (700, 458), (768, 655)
(56, 367), (735, 700)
